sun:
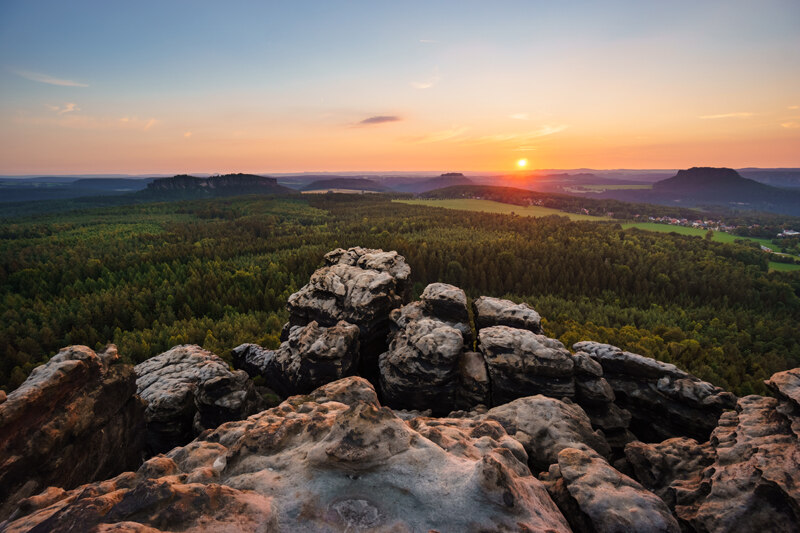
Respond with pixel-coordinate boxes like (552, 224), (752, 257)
(516, 158), (528, 169)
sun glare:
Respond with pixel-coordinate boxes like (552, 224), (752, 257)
(516, 158), (528, 169)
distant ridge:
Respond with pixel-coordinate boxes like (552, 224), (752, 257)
(146, 174), (294, 196)
(392, 173), (473, 193)
(301, 177), (390, 192)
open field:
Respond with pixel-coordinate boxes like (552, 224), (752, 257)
(769, 262), (800, 272)
(581, 184), (652, 191)
(393, 199), (610, 221)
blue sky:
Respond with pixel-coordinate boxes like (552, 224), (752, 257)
(1, 0), (798, 173)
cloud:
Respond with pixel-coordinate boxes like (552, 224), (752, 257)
(405, 126), (468, 144)
(419, 39), (437, 44)
(357, 115), (402, 126)
(144, 118), (158, 130)
(699, 112), (754, 119)
(15, 70), (88, 87)
(184, 131), (193, 138)
(510, 113), (530, 120)
(781, 121), (799, 129)
(788, 105), (799, 110)
(411, 67), (441, 89)
(469, 125), (568, 145)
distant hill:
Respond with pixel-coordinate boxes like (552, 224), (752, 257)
(0, 177), (151, 203)
(595, 167), (800, 216)
(392, 173), (473, 193)
(301, 177), (390, 192)
(146, 174), (294, 197)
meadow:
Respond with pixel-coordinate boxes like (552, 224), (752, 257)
(393, 198), (609, 221)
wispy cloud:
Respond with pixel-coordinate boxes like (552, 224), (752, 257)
(184, 131), (193, 138)
(143, 118), (158, 130)
(781, 121), (799, 129)
(47, 102), (79, 115)
(405, 126), (468, 144)
(788, 105), (799, 110)
(357, 115), (402, 126)
(411, 67), (441, 89)
(14, 69), (88, 87)
(419, 39), (437, 44)
(699, 112), (754, 119)
(510, 113), (530, 120)
(468, 125), (568, 145)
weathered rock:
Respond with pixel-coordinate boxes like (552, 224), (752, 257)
(4, 377), (572, 533)
(766, 367), (800, 410)
(541, 448), (680, 533)
(455, 350), (491, 409)
(420, 282), (472, 343)
(480, 326), (575, 404)
(670, 394), (800, 532)
(484, 395), (611, 473)
(575, 341), (736, 441)
(285, 247), (410, 381)
(234, 321), (360, 398)
(135, 345), (263, 454)
(0, 345), (146, 521)
(625, 437), (715, 509)
(379, 313), (463, 413)
(0, 390), (6, 405)
(473, 295), (542, 333)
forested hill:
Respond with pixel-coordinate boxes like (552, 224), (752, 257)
(1, 194), (799, 397)
(146, 173), (294, 197)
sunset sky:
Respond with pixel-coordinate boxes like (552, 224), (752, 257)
(1, 0), (798, 174)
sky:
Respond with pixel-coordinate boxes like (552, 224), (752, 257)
(0, 0), (798, 174)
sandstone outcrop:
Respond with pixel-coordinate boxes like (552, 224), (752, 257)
(3, 377), (572, 533)
(541, 448), (681, 533)
(473, 295), (542, 333)
(234, 320), (360, 397)
(285, 247), (411, 379)
(574, 341), (736, 441)
(135, 345), (263, 454)
(0, 345), (145, 521)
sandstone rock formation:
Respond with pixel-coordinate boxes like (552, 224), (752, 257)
(574, 341), (737, 442)
(473, 295), (542, 333)
(541, 448), (681, 533)
(285, 247), (411, 380)
(234, 320), (360, 397)
(135, 344), (263, 454)
(3, 378), (572, 532)
(0, 345), (145, 521)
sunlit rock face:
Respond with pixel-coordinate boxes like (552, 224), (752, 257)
(135, 344), (264, 454)
(472, 295), (542, 334)
(2, 377), (572, 533)
(0, 345), (145, 521)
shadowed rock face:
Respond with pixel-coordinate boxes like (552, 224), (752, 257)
(0, 345), (146, 521)
(574, 341), (736, 442)
(2, 378), (572, 533)
(480, 326), (575, 404)
(135, 345), (263, 454)
(234, 321), (360, 397)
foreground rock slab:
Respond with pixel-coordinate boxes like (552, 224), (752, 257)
(3, 377), (572, 533)
(135, 344), (263, 454)
(0, 345), (145, 521)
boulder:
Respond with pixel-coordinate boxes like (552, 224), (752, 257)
(420, 282), (472, 343)
(479, 326), (575, 404)
(135, 345), (263, 454)
(766, 367), (800, 410)
(234, 321), (360, 398)
(0, 345), (145, 521)
(455, 350), (491, 409)
(473, 296), (542, 333)
(3, 377), (572, 533)
(483, 395), (611, 473)
(540, 448), (680, 533)
(574, 341), (736, 441)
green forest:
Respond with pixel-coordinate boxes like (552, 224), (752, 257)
(2, 194), (799, 396)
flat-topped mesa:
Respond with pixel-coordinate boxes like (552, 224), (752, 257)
(135, 344), (263, 454)
(285, 247), (411, 382)
(233, 320), (360, 397)
(473, 296), (542, 334)
(0, 345), (145, 521)
(574, 341), (737, 442)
